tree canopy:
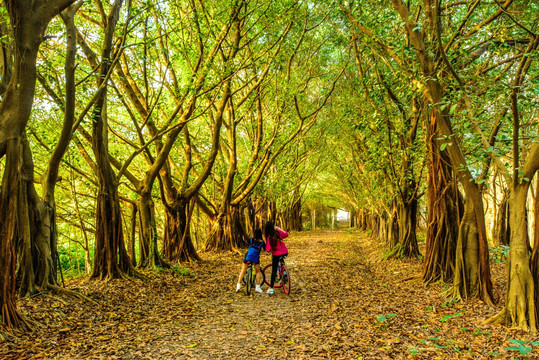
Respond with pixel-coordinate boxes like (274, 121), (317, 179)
(1, 0), (539, 337)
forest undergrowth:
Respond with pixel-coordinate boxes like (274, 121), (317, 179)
(0, 229), (536, 359)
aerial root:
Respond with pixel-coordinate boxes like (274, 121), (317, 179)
(484, 307), (506, 326)
(46, 284), (99, 305)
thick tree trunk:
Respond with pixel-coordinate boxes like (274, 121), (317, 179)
(18, 3), (83, 297)
(92, 184), (136, 279)
(205, 205), (248, 251)
(489, 183), (536, 331)
(357, 211), (367, 230)
(162, 200), (200, 262)
(17, 135), (58, 297)
(0, 139), (24, 328)
(15, 138), (38, 296)
(0, 0), (76, 328)
(291, 199), (303, 231)
(392, 0), (495, 305)
(423, 121), (461, 284)
(279, 197), (302, 232)
(90, 0), (137, 280)
(451, 200), (484, 301)
(138, 192), (168, 268)
(397, 199), (420, 258)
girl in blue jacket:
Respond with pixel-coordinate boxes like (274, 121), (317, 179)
(236, 228), (265, 293)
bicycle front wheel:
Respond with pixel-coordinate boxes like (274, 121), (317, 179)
(281, 265), (291, 295)
(262, 264), (283, 288)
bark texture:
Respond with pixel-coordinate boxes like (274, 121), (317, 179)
(162, 201), (200, 262)
(0, 0), (76, 328)
(423, 116), (461, 285)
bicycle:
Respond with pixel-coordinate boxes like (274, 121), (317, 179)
(243, 261), (266, 295)
(263, 256), (291, 295)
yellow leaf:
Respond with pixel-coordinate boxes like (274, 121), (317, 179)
(186, 343), (198, 348)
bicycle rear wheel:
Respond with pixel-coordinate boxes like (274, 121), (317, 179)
(262, 264), (283, 288)
(246, 266), (253, 295)
(281, 265), (291, 295)
(258, 266), (266, 287)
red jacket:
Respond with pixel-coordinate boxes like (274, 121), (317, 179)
(265, 228), (289, 256)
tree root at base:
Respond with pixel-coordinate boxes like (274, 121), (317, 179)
(46, 284), (98, 305)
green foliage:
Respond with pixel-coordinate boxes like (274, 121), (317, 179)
(58, 247), (87, 277)
(505, 339), (539, 356)
(441, 298), (458, 308)
(439, 313), (462, 322)
(490, 245), (509, 263)
(170, 265), (194, 277)
(376, 313), (396, 323)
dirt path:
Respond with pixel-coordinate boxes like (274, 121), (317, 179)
(1, 229), (535, 359)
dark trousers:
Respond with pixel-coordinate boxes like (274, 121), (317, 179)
(270, 254), (287, 288)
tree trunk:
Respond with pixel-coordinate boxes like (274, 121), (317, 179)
(162, 200), (200, 262)
(15, 136), (38, 297)
(378, 213), (388, 244)
(127, 203), (137, 266)
(138, 192), (168, 268)
(0, 1), (76, 328)
(17, 2), (85, 298)
(17, 135), (58, 297)
(534, 176), (539, 247)
(92, 183), (136, 279)
(451, 200), (484, 301)
(495, 188), (511, 246)
(138, 204), (150, 265)
(90, 0), (137, 280)
(423, 127), (461, 284)
(397, 199), (420, 258)
(291, 198), (303, 231)
(392, 0), (496, 305)
(387, 208), (399, 249)
(205, 205), (248, 251)
(245, 200), (255, 237)
(371, 214), (380, 239)
(532, 176), (539, 326)
(489, 183), (536, 331)
(0, 139), (24, 328)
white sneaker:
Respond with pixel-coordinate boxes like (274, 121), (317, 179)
(255, 285), (263, 293)
(236, 283), (241, 292)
